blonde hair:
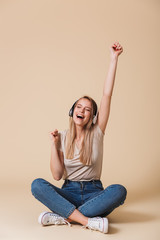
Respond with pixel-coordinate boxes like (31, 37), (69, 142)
(65, 95), (98, 165)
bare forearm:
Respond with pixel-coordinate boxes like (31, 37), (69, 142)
(50, 143), (64, 180)
(103, 56), (118, 97)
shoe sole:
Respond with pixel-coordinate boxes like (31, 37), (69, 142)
(102, 218), (108, 233)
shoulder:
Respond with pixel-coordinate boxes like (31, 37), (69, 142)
(59, 129), (69, 143)
(59, 129), (68, 141)
(58, 129), (68, 152)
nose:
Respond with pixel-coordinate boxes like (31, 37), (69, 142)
(80, 108), (85, 113)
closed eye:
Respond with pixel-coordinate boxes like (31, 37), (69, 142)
(76, 104), (91, 113)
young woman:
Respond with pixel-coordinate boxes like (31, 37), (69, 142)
(31, 42), (127, 234)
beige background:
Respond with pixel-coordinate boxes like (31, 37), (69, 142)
(0, 0), (159, 239)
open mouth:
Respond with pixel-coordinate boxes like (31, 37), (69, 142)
(76, 115), (84, 119)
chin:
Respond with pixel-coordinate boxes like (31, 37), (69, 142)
(75, 122), (84, 127)
(73, 120), (85, 127)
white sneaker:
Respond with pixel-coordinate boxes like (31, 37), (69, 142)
(84, 217), (108, 234)
(38, 211), (71, 227)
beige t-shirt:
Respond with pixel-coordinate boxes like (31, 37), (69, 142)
(58, 124), (105, 181)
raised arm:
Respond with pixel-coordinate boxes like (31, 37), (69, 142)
(97, 42), (123, 134)
(50, 129), (64, 181)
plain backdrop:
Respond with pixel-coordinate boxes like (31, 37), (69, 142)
(0, 0), (159, 204)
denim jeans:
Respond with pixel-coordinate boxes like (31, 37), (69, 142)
(31, 178), (127, 219)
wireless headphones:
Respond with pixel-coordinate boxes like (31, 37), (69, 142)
(69, 98), (98, 124)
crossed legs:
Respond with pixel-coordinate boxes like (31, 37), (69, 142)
(31, 178), (127, 226)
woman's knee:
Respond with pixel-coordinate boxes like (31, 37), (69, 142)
(107, 184), (127, 202)
(116, 184), (127, 200)
(31, 178), (46, 196)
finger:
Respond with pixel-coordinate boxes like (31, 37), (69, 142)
(114, 42), (118, 46)
(52, 134), (57, 137)
(52, 132), (58, 136)
(112, 43), (119, 49)
(115, 44), (122, 50)
(51, 132), (57, 138)
(113, 42), (121, 48)
(51, 129), (58, 134)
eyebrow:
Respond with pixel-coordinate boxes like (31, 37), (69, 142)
(77, 104), (92, 109)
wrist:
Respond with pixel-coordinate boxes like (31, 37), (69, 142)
(51, 142), (58, 149)
(110, 55), (118, 62)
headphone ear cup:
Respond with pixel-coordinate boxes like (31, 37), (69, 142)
(92, 111), (98, 124)
(69, 108), (73, 117)
(69, 100), (78, 117)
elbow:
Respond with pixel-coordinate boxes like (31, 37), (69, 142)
(51, 172), (63, 181)
(50, 164), (64, 181)
(53, 175), (62, 181)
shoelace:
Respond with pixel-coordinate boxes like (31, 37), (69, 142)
(83, 217), (102, 231)
(49, 214), (71, 227)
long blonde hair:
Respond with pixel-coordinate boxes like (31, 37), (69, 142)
(65, 95), (98, 165)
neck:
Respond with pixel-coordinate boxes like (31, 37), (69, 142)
(75, 125), (85, 140)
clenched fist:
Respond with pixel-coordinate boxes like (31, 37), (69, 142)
(110, 42), (123, 59)
(50, 129), (60, 149)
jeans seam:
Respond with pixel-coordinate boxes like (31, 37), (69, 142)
(66, 206), (76, 219)
(47, 182), (76, 218)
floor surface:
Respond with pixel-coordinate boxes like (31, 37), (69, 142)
(1, 184), (160, 240)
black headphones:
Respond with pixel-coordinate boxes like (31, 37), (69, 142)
(69, 99), (98, 124)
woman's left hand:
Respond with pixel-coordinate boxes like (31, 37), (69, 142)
(110, 42), (123, 59)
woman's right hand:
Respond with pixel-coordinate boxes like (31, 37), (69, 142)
(50, 129), (60, 148)
(50, 129), (64, 180)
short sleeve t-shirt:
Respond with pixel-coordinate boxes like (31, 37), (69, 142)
(58, 124), (105, 181)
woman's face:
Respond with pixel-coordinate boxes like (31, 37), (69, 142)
(73, 98), (92, 127)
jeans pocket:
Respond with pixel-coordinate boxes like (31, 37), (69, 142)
(92, 181), (104, 190)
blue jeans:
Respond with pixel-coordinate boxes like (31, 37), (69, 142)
(31, 178), (127, 219)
